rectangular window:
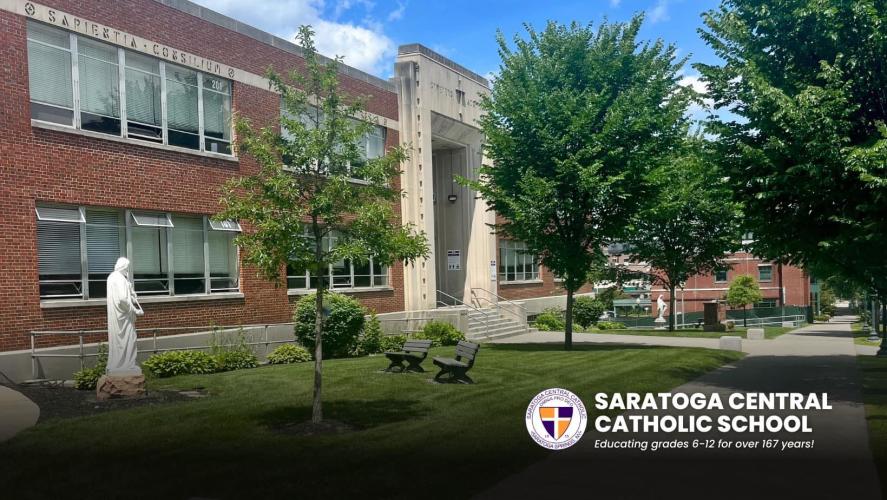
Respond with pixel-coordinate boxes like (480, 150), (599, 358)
(36, 206), (83, 298)
(36, 204), (239, 300)
(77, 37), (120, 135)
(26, 21), (233, 156)
(27, 22), (74, 126)
(124, 51), (162, 142)
(286, 231), (388, 291)
(758, 265), (773, 282)
(202, 74), (232, 154)
(499, 240), (539, 283)
(756, 299), (777, 308)
(715, 270), (728, 283)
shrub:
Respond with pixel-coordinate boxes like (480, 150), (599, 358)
(215, 350), (259, 372)
(417, 320), (465, 346)
(596, 321), (626, 330)
(73, 343), (108, 390)
(379, 335), (407, 352)
(353, 313), (384, 355)
(573, 296), (606, 328)
(533, 308), (566, 331)
(294, 292), (366, 358)
(814, 314), (831, 323)
(143, 350), (218, 378)
(209, 326), (258, 372)
(266, 344), (312, 364)
(725, 320), (736, 330)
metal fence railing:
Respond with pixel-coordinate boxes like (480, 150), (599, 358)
(28, 323), (296, 381)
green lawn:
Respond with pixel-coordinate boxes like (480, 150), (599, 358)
(577, 325), (799, 339)
(852, 321), (883, 346)
(857, 356), (887, 493)
(1, 344), (742, 499)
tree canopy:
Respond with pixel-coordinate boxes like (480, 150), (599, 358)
(696, 0), (887, 295)
(470, 16), (692, 348)
(626, 139), (742, 330)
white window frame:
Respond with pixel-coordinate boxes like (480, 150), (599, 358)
(37, 204), (240, 301)
(499, 239), (541, 284)
(26, 21), (234, 157)
(286, 232), (390, 292)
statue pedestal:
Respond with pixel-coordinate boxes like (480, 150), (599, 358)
(97, 369), (146, 401)
(654, 317), (666, 324)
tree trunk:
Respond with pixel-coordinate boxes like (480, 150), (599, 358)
(564, 288), (574, 351)
(668, 286), (676, 332)
(743, 306), (748, 327)
(312, 235), (324, 424)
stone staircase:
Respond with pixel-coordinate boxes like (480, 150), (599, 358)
(466, 308), (532, 341)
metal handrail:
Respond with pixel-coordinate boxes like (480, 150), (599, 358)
(436, 289), (491, 334)
(470, 287), (528, 327)
(471, 287), (526, 311)
(28, 322), (296, 381)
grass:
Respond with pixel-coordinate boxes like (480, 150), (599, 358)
(857, 356), (887, 493)
(852, 321), (883, 346)
(573, 325), (800, 339)
(0, 344), (742, 499)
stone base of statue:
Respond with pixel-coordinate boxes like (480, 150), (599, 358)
(654, 316), (666, 324)
(96, 369), (146, 401)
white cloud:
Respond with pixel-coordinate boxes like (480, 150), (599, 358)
(609, 0), (622, 7)
(192, 0), (395, 76)
(648, 0), (670, 24)
(679, 73), (714, 121)
(387, 1), (407, 21)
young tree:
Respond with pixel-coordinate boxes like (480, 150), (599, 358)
(696, 0), (887, 304)
(216, 26), (428, 424)
(469, 17), (692, 349)
(725, 275), (763, 327)
(625, 140), (742, 331)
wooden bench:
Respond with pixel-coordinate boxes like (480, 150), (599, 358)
(432, 340), (480, 384)
(384, 339), (433, 373)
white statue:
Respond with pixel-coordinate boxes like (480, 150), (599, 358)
(655, 294), (668, 323)
(106, 257), (144, 374)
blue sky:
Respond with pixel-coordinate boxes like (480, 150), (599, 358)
(192, 0), (723, 117)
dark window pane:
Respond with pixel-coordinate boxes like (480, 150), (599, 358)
(31, 102), (74, 125)
(174, 277), (205, 295)
(204, 138), (231, 155)
(127, 122), (162, 142)
(88, 278), (108, 298)
(168, 130), (200, 150)
(81, 112), (121, 135)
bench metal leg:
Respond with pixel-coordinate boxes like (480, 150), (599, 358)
(433, 367), (473, 384)
(385, 355), (406, 372)
(404, 358), (425, 373)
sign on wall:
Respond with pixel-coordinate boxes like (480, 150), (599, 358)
(447, 250), (461, 271)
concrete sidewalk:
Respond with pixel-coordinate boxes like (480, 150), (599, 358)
(479, 316), (882, 500)
(0, 385), (39, 442)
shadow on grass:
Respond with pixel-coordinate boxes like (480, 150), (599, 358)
(256, 398), (426, 430)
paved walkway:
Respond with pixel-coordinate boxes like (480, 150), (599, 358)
(0, 385), (39, 442)
(479, 316), (882, 500)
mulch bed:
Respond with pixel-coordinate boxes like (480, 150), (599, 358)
(6, 382), (204, 422)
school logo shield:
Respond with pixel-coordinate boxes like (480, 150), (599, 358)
(526, 388), (588, 450)
(539, 406), (573, 440)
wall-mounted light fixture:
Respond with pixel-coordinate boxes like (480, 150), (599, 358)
(447, 194), (458, 203)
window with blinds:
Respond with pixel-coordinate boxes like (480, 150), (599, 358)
(125, 52), (162, 142)
(36, 204), (240, 300)
(26, 21), (233, 156)
(78, 37), (120, 135)
(286, 231), (388, 291)
(27, 22), (74, 126)
(499, 240), (540, 283)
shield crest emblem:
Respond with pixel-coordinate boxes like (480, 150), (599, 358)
(539, 406), (573, 440)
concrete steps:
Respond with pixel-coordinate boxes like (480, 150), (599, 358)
(466, 308), (528, 341)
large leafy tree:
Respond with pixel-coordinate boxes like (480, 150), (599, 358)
(696, 0), (887, 298)
(469, 17), (692, 349)
(217, 26), (428, 424)
(626, 139), (742, 331)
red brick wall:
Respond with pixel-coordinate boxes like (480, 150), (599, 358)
(0, 2), (402, 352)
(652, 252), (811, 314)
